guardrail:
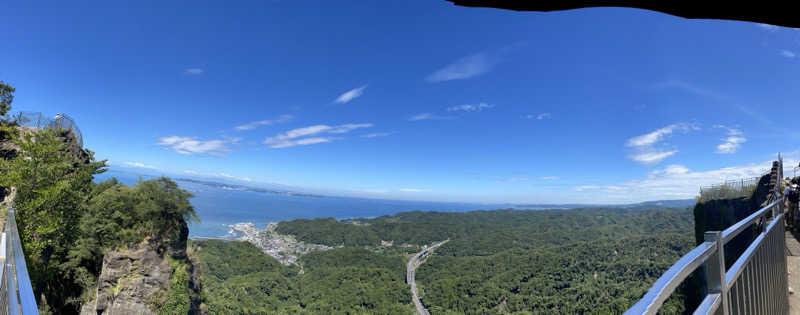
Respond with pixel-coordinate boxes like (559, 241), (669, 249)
(625, 158), (788, 315)
(0, 203), (39, 314)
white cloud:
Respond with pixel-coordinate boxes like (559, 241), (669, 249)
(235, 114), (293, 131)
(653, 80), (725, 101)
(399, 188), (426, 192)
(572, 160), (779, 202)
(447, 103), (494, 112)
(268, 137), (337, 148)
(360, 132), (394, 138)
(782, 50), (796, 58)
(426, 52), (495, 82)
(523, 113), (551, 120)
(497, 176), (559, 182)
(757, 23), (779, 32)
(652, 164), (690, 176)
(335, 85), (367, 104)
(629, 150), (679, 164)
(184, 68), (204, 75)
(717, 138), (746, 154)
(123, 162), (159, 170)
(714, 125), (746, 154)
(408, 113), (452, 121)
(157, 136), (230, 155)
(216, 173), (253, 182)
(575, 185), (627, 192)
(626, 123), (696, 147)
(625, 123), (698, 164)
(500, 177), (530, 182)
(264, 123), (373, 148)
(360, 189), (389, 194)
(183, 170), (199, 175)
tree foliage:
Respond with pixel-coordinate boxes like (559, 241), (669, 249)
(193, 240), (415, 314)
(0, 126), (105, 309)
(0, 80), (14, 116)
(0, 123), (198, 313)
(204, 207), (695, 314)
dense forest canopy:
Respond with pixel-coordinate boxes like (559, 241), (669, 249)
(201, 207), (694, 314)
(193, 240), (415, 314)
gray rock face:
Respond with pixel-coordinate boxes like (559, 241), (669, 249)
(80, 239), (170, 315)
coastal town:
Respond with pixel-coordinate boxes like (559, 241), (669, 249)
(229, 221), (332, 265)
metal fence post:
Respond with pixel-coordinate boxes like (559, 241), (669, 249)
(705, 231), (728, 315)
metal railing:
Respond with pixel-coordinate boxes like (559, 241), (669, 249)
(626, 157), (787, 315)
(3, 112), (83, 148)
(699, 177), (763, 202)
(0, 203), (39, 314)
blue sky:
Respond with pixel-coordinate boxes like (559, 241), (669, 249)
(3, 2), (800, 203)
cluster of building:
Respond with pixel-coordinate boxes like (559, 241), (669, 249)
(229, 222), (332, 265)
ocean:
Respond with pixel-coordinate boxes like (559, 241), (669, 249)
(96, 170), (501, 238)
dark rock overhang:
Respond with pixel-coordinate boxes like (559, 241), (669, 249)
(447, 1), (799, 28)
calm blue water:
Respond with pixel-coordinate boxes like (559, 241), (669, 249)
(96, 171), (501, 238)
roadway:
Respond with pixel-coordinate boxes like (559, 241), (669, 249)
(407, 239), (449, 315)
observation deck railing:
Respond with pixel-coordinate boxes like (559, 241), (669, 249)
(0, 203), (39, 314)
(626, 157), (788, 315)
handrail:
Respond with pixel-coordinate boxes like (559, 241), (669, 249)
(720, 200), (778, 243)
(0, 203), (39, 314)
(626, 155), (787, 315)
(624, 242), (717, 314)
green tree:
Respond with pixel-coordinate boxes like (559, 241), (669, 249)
(0, 126), (106, 310)
(0, 80), (14, 116)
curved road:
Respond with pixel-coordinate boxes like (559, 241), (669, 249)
(407, 240), (449, 315)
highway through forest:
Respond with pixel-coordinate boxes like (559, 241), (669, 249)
(407, 239), (449, 315)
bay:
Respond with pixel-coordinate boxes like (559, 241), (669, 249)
(96, 170), (501, 238)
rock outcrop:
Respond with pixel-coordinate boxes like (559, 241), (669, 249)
(80, 221), (201, 315)
(79, 239), (170, 315)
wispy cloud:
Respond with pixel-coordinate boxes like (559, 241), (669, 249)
(447, 103), (494, 112)
(782, 50), (796, 58)
(157, 136), (230, 155)
(408, 113), (453, 121)
(359, 189), (389, 194)
(265, 123), (373, 148)
(184, 68), (204, 75)
(426, 52), (496, 82)
(496, 176), (560, 182)
(399, 188), (426, 192)
(335, 85), (367, 104)
(625, 123), (698, 164)
(235, 114), (293, 131)
(714, 125), (746, 154)
(629, 150), (679, 164)
(653, 79), (726, 101)
(626, 123), (696, 147)
(757, 23), (779, 32)
(123, 161), (159, 170)
(360, 132), (394, 138)
(180, 169), (254, 183)
(524, 113), (551, 120)
(216, 173), (253, 182)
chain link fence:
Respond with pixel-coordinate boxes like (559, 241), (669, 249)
(3, 111), (83, 148)
(699, 176), (763, 202)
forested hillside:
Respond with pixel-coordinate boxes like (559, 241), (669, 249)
(201, 207), (695, 314)
(193, 240), (416, 314)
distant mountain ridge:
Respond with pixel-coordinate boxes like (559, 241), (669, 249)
(511, 198), (696, 210)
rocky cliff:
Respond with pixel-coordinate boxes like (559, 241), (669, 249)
(80, 222), (201, 315)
